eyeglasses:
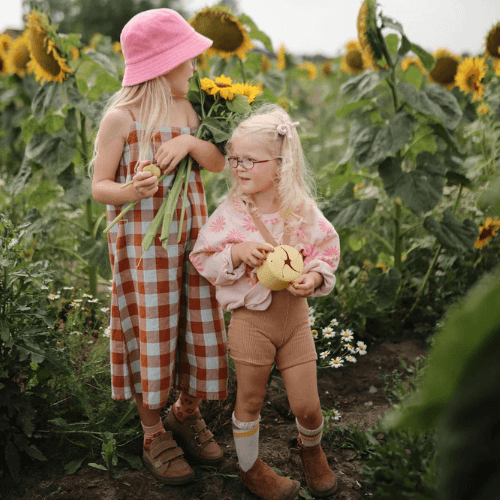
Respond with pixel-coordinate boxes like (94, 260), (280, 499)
(227, 157), (280, 170)
(191, 58), (198, 70)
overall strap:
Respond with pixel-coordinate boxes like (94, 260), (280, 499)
(127, 108), (136, 121)
(250, 212), (291, 247)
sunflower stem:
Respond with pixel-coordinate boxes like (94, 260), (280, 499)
(239, 57), (247, 83)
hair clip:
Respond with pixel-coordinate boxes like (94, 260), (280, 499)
(277, 121), (299, 140)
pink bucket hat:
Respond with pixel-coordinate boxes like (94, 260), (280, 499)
(120, 8), (213, 87)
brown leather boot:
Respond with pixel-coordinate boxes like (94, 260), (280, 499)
(165, 409), (223, 464)
(240, 458), (301, 500)
(295, 438), (337, 497)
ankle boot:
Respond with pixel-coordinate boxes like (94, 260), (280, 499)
(240, 458), (301, 500)
(295, 438), (337, 497)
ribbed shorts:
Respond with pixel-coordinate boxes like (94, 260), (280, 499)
(227, 289), (318, 370)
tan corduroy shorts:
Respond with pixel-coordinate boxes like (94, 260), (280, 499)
(227, 289), (318, 370)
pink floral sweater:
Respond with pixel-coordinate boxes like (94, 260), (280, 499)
(189, 199), (341, 312)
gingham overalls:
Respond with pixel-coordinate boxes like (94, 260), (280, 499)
(106, 111), (228, 409)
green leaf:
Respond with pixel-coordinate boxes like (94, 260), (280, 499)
(353, 125), (392, 168)
(31, 82), (63, 123)
(25, 132), (78, 175)
(238, 13), (274, 52)
(201, 117), (232, 144)
(226, 94), (252, 114)
(28, 181), (59, 211)
(341, 70), (391, 101)
(385, 34), (400, 56)
(82, 49), (118, 79)
(368, 267), (402, 309)
(409, 43), (435, 72)
(60, 174), (92, 207)
(402, 65), (423, 90)
(87, 71), (121, 101)
(65, 457), (87, 475)
(389, 111), (415, 153)
(9, 158), (32, 197)
(397, 82), (462, 130)
(88, 463), (108, 471)
(348, 234), (364, 252)
(379, 152), (446, 214)
(259, 70), (285, 96)
(423, 209), (477, 254)
(335, 99), (373, 118)
(66, 86), (102, 125)
(381, 15), (404, 35)
(398, 35), (412, 57)
(331, 198), (378, 228)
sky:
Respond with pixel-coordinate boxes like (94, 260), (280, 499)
(1, 0), (499, 58)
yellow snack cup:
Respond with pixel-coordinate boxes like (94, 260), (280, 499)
(257, 245), (303, 291)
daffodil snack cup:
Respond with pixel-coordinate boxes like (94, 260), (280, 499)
(257, 245), (303, 291)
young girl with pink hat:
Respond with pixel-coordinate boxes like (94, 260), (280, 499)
(91, 8), (228, 485)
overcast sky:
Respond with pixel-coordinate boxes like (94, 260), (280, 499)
(2, 0), (499, 57)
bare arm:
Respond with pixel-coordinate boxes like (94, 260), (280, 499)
(91, 109), (159, 205)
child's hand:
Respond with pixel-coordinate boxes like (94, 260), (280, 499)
(287, 272), (323, 298)
(132, 160), (159, 199)
(232, 242), (274, 268)
(155, 135), (194, 174)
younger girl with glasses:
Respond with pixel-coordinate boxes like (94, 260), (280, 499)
(190, 104), (340, 500)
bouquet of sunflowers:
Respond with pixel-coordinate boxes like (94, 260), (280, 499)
(104, 73), (262, 256)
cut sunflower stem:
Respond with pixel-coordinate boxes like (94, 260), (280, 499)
(177, 157), (194, 243)
(103, 174), (167, 233)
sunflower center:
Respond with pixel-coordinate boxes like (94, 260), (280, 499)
(29, 27), (63, 77)
(486, 25), (500, 59)
(346, 50), (363, 70)
(430, 57), (459, 84)
(466, 74), (479, 90)
(216, 82), (232, 88)
(193, 13), (245, 52)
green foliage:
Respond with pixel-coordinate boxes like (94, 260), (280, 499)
(0, 214), (68, 481)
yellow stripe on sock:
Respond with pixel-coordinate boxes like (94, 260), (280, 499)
(233, 426), (259, 439)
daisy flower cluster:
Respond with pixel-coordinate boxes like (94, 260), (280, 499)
(309, 308), (367, 369)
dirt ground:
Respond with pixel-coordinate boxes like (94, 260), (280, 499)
(2, 339), (427, 500)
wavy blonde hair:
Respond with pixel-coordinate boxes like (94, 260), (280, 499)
(89, 75), (173, 176)
(226, 103), (316, 228)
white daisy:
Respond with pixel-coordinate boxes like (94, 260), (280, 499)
(320, 350), (331, 359)
(340, 329), (354, 342)
(346, 355), (357, 363)
(357, 341), (367, 355)
(329, 357), (344, 368)
(309, 316), (315, 327)
(47, 293), (60, 300)
(322, 326), (335, 338)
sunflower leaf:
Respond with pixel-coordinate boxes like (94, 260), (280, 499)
(331, 198), (378, 229)
(409, 43), (435, 72)
(423, 210), (477, 254)
(238, 13), (273, 52)
(368, 267), (402, 309)
(31, 82), (63, 123)
(341, 70), (390, 101)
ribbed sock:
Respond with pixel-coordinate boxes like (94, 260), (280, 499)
(232, 412), (260, 473)
(141, 419), (165, 450)
(296, 418), (324, 447)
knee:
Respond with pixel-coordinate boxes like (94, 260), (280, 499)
(293, 400), (322, 425)
(237, 392), (265, 416)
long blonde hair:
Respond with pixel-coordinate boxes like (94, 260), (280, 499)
(226, 104), (316, 228)
(89, 75), (173, 176)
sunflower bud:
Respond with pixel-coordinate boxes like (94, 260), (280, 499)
(357, 0), (383, 69)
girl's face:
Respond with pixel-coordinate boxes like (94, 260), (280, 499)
(164, 59), (195, 96)
(229, 135), (280, 199)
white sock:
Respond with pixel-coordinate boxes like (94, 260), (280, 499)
(296, 417), (324, 447)
(232, 412), (260, 472)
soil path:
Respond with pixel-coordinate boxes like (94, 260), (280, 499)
(4, 339), (427, 500)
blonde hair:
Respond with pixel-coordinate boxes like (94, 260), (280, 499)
(89, 75), (173, 176)
(226, 103), (316, 228)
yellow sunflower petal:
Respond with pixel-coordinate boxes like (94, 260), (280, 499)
(401, 56), (426, 74)
(190, 6), (254, 61)
(341, 41), (365, 74)
(4, 31), (31, 77)
(277, 43), (286, 71)
(455, 56), (487, 101)
(26, 11), (72, 85)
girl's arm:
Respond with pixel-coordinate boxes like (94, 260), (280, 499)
(154, 99), (225, 174)
(91, 109), (160, 205)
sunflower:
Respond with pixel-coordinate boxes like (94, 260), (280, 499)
(190, 6), (254, 61)
(4, 31), (32, 77)
(26, 11), (72, 85)
(428, 48), (461, 90)
(455, 56), (487, 101)
(0, 33), (12, 54)
(357, 0), (382, 70)
(477, 103), (490, 115)
(113, 41), (122, 53)
(261, 54), (271, 73)
(401, 56), (426, 74)
(341, 39), (365, 74)
(485, 22), (500, 59)
(475, 217), (500, 250)
(277, 43), (286, 71)
(322, 60), (332, 77)
(299, 61), (317, 80)
(232, 82), (261, 103)
(493, 58), (500, 77)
